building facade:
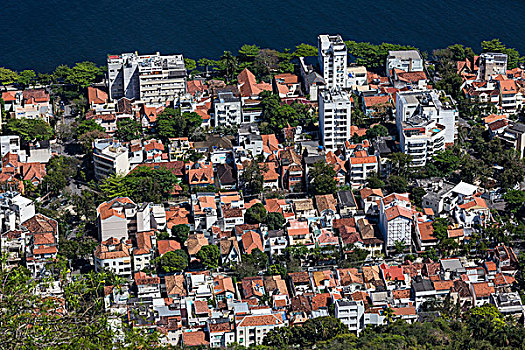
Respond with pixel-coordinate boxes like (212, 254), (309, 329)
(108, 52), (186, 103)
(318, 34), (348, 90)
(319, 89), (352, 151)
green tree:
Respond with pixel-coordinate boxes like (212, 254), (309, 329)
(72, 190), (98, 221)
(293, 43), (318, 57)
(171, 224), (190, 244)
(233, 248), (269, 279)
(393, 240), (406, 254)
(66, 61), (103, 89)
(245, 203), (267, 224)
(98, 173), (129, 199)
(41, 156), (80, 194)
(410, 187), (427, 207)
(386, 175), (408, 193)
(75, 119), (105, 137)
(184, 58), (197, 72)
(388, 152), (413, 177)
(219, 51), (238, 82)
(366, 174), (385, 189)
(52, 64), (72, 83)
(345, 41), (417, 68)
(196, 245), (220, 269)
(365, 124), (389, 140)
(238, 44), (261, 62)
(0, 264), (161, 348)
(4, 118), (54, 141)
(309, 162), (337, 195)
(16, 70), (37, 88)
(197, 58), (216, 77)
(116, 118), (142, 141)
(156, 108), (202, 141)
(78, 129), (108, 153)
(504, 189), (525, 217)
(0, 67), (19, 85)
(266, 212), (285, 230)
(241, 161), (264, 196)
(157, 250), (188, 273)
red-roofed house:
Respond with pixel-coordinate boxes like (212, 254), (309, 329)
(241, 231), (263, 254)
(415, 221), (438, 251)
(237, 68), (272, 98)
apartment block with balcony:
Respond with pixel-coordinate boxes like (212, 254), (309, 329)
(318, 34), (348, 89)
(396, 89), (457, 147)
(213, 91), (242, 127)
(335, 299), (365, 334)
(399, 116), (446, 167)
(319, 89), (352, 151)
(386, 50), (423, 77)
(477, 52), (507, 81)
(107, 52), (186, 103)
(93, 139), (130, 179)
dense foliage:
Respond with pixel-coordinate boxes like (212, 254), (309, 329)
(99, 166), (180, 203)
(4, 118), (54, 141)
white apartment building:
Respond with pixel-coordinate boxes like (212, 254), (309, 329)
(347, 66), (368, 89)
(214, 91), (242, 127)
(399, 116), (446, 167)
(94, 238), (133, 279)
(93, 139), (130, 179)
(0, 192), (35, 232)
(349, 154), (379, 186)
(234, 312), (285, 347)
(378, 193), (414, 252)
(318, 34), (348, 89)
(396, 90), (457, 147)
(386, 50), (423, 77)
(478, 52), (508, 81)
(0, 136), (21, 158)
(335, 299), (365, 334)
(107, 52), (186, 103)
(96, 197), (153, 242)
(319, 89), (352, 151)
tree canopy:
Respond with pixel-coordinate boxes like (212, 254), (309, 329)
(116, 119), (142, 141)
(345, 41), (417, 68)
(4, 118), (54, 142)
(156, 108), (202, 141)
(245, 203), (268, 224)
(99, 166), (180, 203)
(309, 162), (337, 195)
(196, 245), (220, 269)
(157, 250), (188, 273)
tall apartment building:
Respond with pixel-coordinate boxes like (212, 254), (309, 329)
(93, 139), (130, 179)
(318, 34), (348, 90)
(107, 52), (186, 103)
(386, 50), (423, 77)
(319, 89), (352, 151)
(399, 116), (446, 167)
(478, 52), (508, 81)
(213, 91), (242, 127)
(0, 136), (20, 157)
(378, 193), (414, 253)
(396, 90), (457, 147)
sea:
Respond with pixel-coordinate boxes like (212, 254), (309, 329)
(2, 0), (525, 72)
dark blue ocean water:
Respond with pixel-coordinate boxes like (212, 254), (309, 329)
(2, 0), (525, 72)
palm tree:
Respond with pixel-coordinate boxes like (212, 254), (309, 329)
(197, 58), (215, 78)
(220, 51), (238, 83)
